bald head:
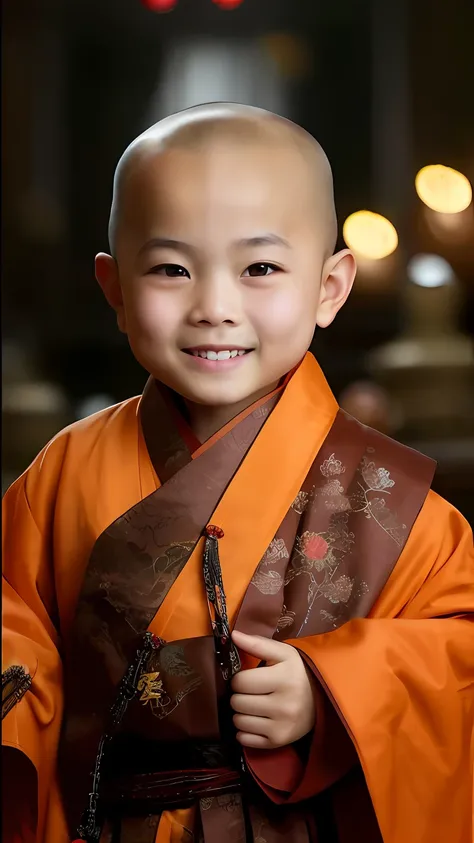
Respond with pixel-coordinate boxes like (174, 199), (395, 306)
(108, 103), (337, 258)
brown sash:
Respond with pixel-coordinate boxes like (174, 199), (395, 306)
(59, 378), (436, 842)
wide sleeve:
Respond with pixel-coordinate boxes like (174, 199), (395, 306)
(247, 492), (474, 843)
(2, 456), (67, 843)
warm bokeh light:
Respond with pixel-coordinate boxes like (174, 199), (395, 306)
(343, 211), (399, 260)
(407, 254), (455, 288)
(261, 33), (312, 78)
(212, 0), (244, 8)
(415, 165), (472, 214)
(141, 0), (177, 10)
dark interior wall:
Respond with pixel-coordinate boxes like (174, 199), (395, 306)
(2, 0), (473, 404)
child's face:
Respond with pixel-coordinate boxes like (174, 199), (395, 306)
(98, 140), (354, 407)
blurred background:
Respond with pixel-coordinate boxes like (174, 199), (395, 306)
(2, 0), (474, 522)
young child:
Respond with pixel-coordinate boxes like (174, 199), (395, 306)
(2, 103), (473, 843)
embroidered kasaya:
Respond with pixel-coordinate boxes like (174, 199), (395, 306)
(58, 366), (436, 843)
(73, 527), (242, 843)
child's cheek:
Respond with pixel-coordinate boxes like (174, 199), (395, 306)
(251, 290), (315, 342)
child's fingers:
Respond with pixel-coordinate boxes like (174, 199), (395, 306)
(230, 692), (273, 717)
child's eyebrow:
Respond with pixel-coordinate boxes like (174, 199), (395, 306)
(138, 233), (291, 257)
(138, 238), (196, 257)
(235, 234), (291, 250)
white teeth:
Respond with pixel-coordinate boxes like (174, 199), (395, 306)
(190, 349), (248, 359)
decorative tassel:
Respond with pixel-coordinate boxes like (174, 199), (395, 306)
(203, 525), (241, 680)
(74, 632), (165, 843)
(2, 665), (32, 720)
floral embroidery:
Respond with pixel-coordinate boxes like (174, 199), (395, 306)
(251, 569), (284, 595)
(291, 490), (309, 514)
(261, 538), (289, 565)
(320, 453), (345, 478)
(285, 513), (356, 634)
(319, 609), (339, 628)
(200, 798), (213, 811)
(319, 579), (369, 628)
(151, 542), (196, 579)
(255, 442), (408, 637)
(320, 478), (351, 513)
(360, 457), (395, 491)
(299, 532), (328, 561)
(252, 406), (270, 420)
(276, 605), (295, 632)
(160, 645), (194, 677)
(350, 454), (406, 546)
(318, 574), (354, 604)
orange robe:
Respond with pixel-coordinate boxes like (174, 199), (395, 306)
(2, 353), (474, 843)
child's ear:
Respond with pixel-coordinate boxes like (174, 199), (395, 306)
(95, 253), (127, 333)
(316, 249), (357, 329)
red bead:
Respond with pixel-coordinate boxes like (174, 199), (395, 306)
(221, 636), (228, 645)
(206, 525), (225, 539)
(141, 0), (177, 11)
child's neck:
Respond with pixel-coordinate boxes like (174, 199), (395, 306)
(184, 382), (280, 444)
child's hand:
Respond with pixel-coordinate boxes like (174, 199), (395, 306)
(230, 629), (315, 749)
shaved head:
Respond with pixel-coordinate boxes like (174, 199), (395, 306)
(108, 102), (338, 258)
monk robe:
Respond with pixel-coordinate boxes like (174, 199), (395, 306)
(2, 353), (473, 843)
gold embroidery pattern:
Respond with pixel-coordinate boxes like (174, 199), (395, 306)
(283, 446), (404, 633)
(254, 444), (406, 636)
(200, 798), (213, 811)
(137, 671), (163, 704)
(291, 490), (309, 515)
(251, 569), (284, 595)
(276, 604), (296, 633)
(261, 538), (289, 565)
(251, 538), (288, 594)
(286, 513), (362, 634)
(320, 453), (346, 477)
(350, 455), (407, 546)
(145, 645), (203, 720)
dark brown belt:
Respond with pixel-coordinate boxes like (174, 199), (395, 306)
(101, 766), (241, 814)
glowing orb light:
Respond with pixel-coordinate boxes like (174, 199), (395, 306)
(415, 165), (472, 214)
(343, 211), (399, 260)
(212, 0), (244, 9)
(407, 254), (455, 288)
(141, 0), (178, 11)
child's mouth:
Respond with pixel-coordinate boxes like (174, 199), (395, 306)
(181, 346), (254, 369)
(183, 348), (251, 361)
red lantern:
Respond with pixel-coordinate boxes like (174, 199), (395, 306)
(141, 0), (177, 11)
(212, 0), (244, 8)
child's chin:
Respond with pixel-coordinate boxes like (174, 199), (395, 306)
(181, 377), (258, 406)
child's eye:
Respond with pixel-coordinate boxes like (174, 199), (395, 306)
(149, 264), (190, 278)
(242, 263), (280, 277)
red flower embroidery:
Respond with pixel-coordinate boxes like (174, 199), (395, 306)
(301, 533), (328, 560)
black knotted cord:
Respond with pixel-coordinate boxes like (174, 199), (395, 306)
(203, 525), (241, 681)
(74, 632), (165, 843)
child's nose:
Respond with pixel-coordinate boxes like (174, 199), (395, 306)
(187, 274), (243, 327)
